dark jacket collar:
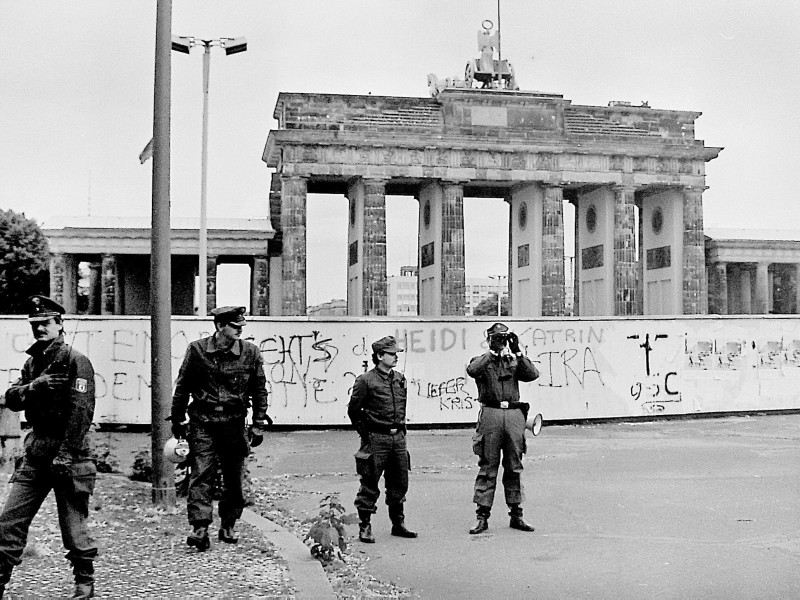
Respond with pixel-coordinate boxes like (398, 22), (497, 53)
(204, 334), (242, 356)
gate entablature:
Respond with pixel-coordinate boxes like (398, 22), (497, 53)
(264, 90), (719, 193)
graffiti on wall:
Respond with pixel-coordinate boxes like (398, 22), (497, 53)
(0, 317), (799, 425)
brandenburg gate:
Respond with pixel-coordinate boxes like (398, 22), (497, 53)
(263, 31), (721, 317)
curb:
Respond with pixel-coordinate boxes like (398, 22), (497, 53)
(241, 508), (337, 600)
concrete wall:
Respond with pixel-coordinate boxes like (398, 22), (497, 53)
(1, 316), (798, 427)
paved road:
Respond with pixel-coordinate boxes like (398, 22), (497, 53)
(251, 414), (800, 599)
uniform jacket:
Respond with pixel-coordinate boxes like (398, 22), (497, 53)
(466, 352), (539, 405)
(347, 367), (407, 432)
(172, 335), (269, 425)
(3, 335), (96, 463)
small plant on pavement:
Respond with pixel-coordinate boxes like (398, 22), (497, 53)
(303, 493), (359, 566)
(129, 447), (152, 482)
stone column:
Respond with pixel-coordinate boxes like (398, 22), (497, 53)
(417, 181), (466, 316)
(796, 264), (800, 315)
(541, 184), (565, 316)
(49, 253), (78, 314)
(708, 262), (728, 315)
(573, 201), (580, 316)
(87, 262), (101, 315)
(613, 185), (638, 315)
(740, 266), (752, 314)
(205, 256), (217, 314)
(101, 254), (117, 315)
(682, 187), (707, 314)
(280, 176), (307, 315)
(251, 256), (269, 316)
(754, 262), (770, 314)
(635, 197), (644, 315)
(346, 178), (388, 316)
(440, 182), (466, 316)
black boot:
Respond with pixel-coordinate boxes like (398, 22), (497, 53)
(72, 582), (95, 599)
(358, 510), (375, 543)
(71, 560), (95, 598)
(219, 520), (239, 544)
(187, 525), (211, 551)
(0, 563), (12, 599)
(469, 506), (490, 534)
(388, 504), (417, 538)
(508, 504), (535, 532)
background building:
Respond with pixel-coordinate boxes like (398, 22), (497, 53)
(387, 266), (418, 316)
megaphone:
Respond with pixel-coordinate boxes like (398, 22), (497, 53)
(525, 413), (543, 436)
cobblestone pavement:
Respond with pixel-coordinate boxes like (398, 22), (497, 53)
(0, 474), (294, 599)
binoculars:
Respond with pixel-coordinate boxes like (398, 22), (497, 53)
(489, 331), (512, 342)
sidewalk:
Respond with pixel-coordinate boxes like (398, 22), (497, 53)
(0, 474), (335, 599)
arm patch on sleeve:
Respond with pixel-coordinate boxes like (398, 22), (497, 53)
(74, 378), (88, 393)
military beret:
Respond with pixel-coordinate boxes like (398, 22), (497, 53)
(27, 295), (65, 323)
(371, 336), (403, 355)
(210, 306), (247, 326)
(486, 322), (509, 337)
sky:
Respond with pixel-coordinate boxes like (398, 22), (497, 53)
(2, 1), (799, 306)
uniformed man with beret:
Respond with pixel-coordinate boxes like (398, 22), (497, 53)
(0, 296), (97, 599)
(347, 336), (417, 543)
(467, 322), (539, 535)
(171, 306), (271, 551)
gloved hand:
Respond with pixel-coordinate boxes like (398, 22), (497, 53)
(51, 454), (71, 480)
(507, 332), (521, 354)
(171, 419), (187, 440)
(248, 425), (264, 448)
(30, 373), (69, 395)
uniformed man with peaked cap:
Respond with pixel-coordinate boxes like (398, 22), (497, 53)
(171, 306), (271, 551)
(0, 296), (97, 598)
(467, 322), (539, 535)
(347, 335), (417, 543)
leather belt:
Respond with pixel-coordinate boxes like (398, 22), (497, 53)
(366, 423), (405, 435)
(481, 400), (524, 410)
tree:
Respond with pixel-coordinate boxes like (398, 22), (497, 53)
(473, 292), (509, 316)
(0, 209), (50, 314)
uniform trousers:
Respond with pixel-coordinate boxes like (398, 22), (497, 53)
(187, 419), (249, 527)
(354, 431), (409, 514)
(0, 456), (97, 582)
(472, 406), (526, 508)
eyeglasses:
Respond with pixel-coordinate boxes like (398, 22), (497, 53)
(384, 352), (397, 357)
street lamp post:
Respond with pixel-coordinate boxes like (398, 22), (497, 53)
(488, 275), (507, 317)
(171, 35), (247, 316)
